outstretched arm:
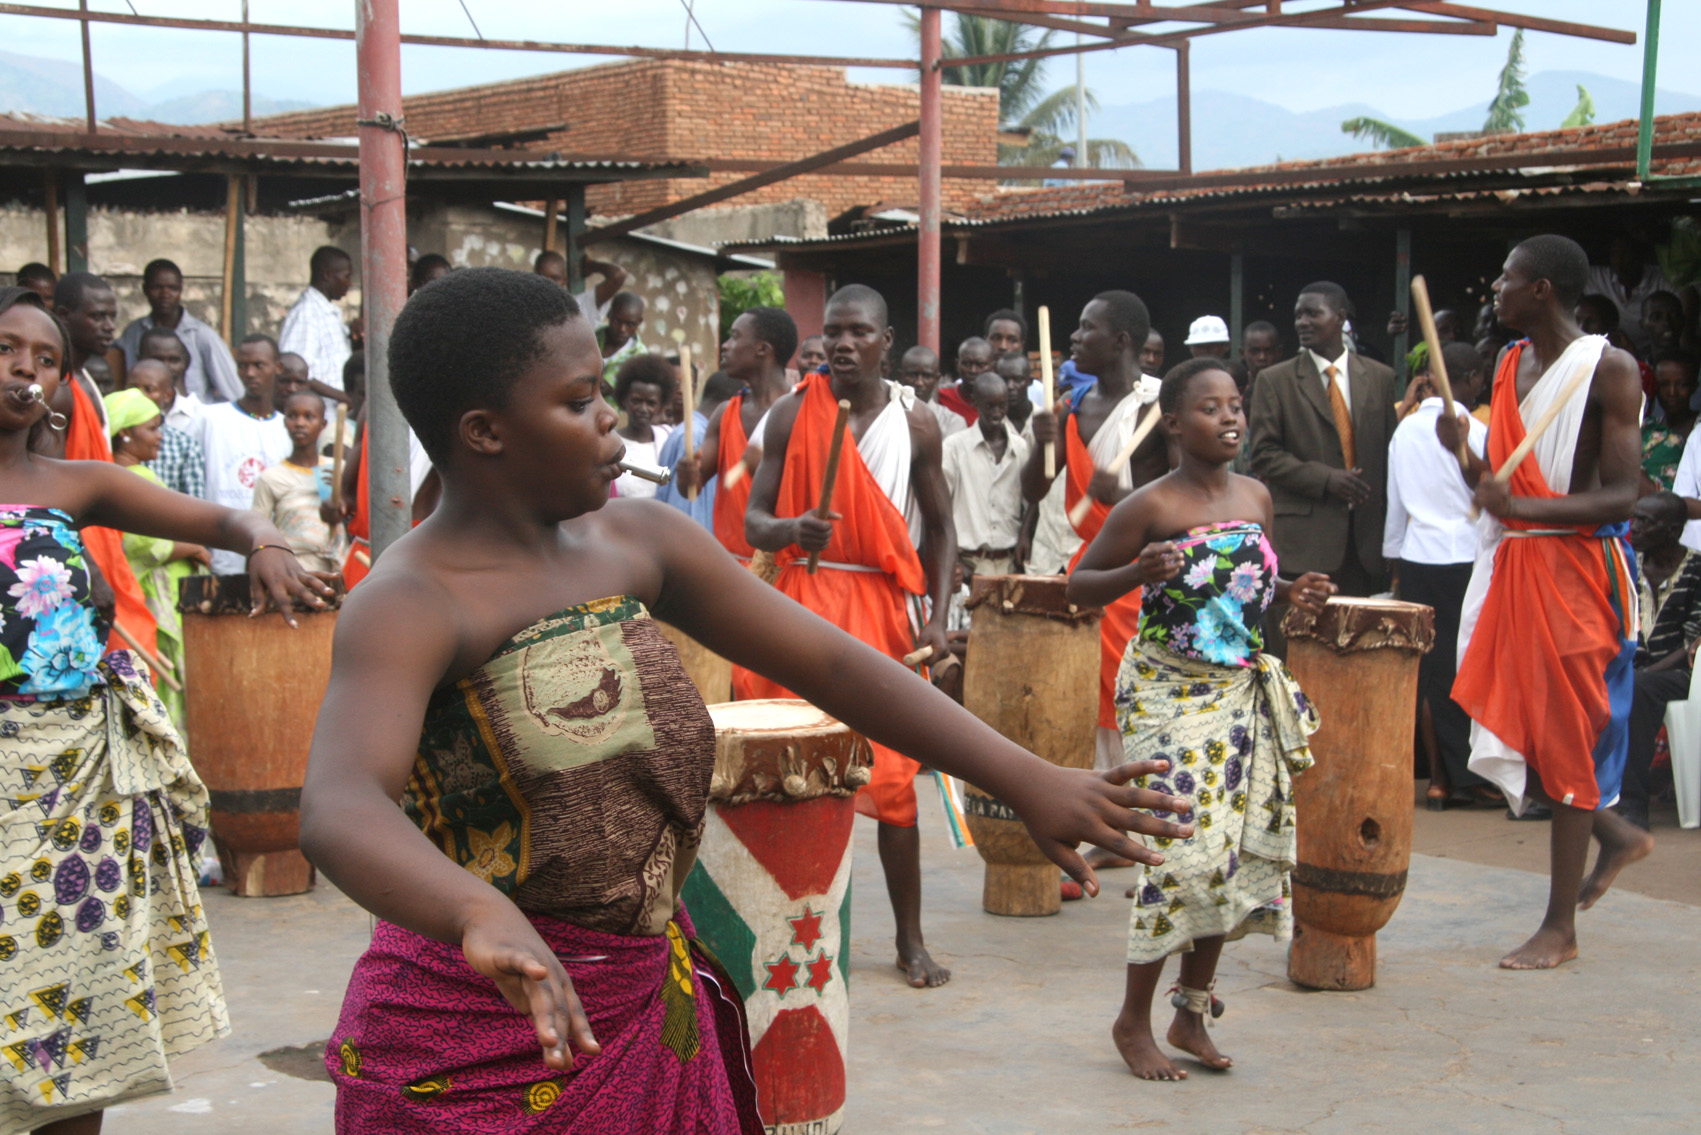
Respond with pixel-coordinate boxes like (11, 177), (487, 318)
(300, 577), (599, 1071)
(645, 508), (1193, 894)
(77, 459), (333, 622)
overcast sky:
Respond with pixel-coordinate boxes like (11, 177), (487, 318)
(9, 1), (1696, 115)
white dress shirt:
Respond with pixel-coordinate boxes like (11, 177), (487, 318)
(278, 285), (352, 393)
(942, 419), (1031, 552)
(924, 397), (968, 439)
(1308, 346), (1353, 413)
(1673, 427), (1701, 554)
(164, 390), (207, 447)
(1383, 397), (1489, 565)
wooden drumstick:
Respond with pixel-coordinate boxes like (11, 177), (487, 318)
(1067, 400), (1163, 528)
(902, 644), (960, 672)
(680, 345), (697, 500)
(1038, 305), (1056, 479)
(806, 400), (852, 575)
(1410, 276), (1470, 470)
(722, 444), (761, 493)
(113, 622), (184, 693)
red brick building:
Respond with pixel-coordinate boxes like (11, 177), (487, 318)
(251, 59), (1001, 221)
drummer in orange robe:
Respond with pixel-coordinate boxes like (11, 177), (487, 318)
(675, 306), (799, 700)
(1023, 292), (1167, 870)
(48, 272), (158, 657)
(745, 284), (959, 988)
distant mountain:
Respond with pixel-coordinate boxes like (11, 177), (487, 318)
(1094, 70), (1701, 172)
(0, 50), (311, 125)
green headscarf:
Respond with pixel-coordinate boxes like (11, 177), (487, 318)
(104, 388), (162, 438)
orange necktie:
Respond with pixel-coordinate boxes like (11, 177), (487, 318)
(1326, 363), (1356, 468)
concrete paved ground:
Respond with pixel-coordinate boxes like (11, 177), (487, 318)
(110, 797), (1698, 1134)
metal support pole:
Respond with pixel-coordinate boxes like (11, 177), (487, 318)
(1175, 42), (1192, 176)
(79, 0), (95, 133)
(1393, 227), (1412, 373)
(565, 185), (586, 296)
(242, 0), (253, 134)
(357, 0), (411, 560)
(43, 172), (60, 275)
(918, 7), (943, 354)
(1229, 252), (1244, 357)
(222, 176), (240, 344)
(543, 198), (560, 265)
(1636, 0), (1661, 182)
(63, 172), (87, 274)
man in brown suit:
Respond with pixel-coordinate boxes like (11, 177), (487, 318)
(1250, 281), (1399, 621)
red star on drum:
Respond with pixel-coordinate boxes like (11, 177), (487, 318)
(804, 951), (834, 994)
(762, 953), (800, 995)
(787, 906), (824, 951)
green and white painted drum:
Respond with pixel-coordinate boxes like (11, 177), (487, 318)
(681, 700), (872, 1135)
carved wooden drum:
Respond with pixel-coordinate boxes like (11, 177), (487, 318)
(179, 574), (341, 897)
(960, 575), (1102, 917)
(1281, 597), (1433, 990)
(680, 699), (872, 1135)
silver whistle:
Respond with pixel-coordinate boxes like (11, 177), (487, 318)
(617, 458), (672, 486)
(11, 383), (43, 406)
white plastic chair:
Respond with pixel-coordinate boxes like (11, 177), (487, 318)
(1661, 662), (1701, 829)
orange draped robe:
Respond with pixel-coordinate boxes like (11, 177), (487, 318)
(1451, 341), (1636, 810)
(65, 375), (159, 658)
(342, 431), (372, 589)
(740, 374), (929, 826)
(711, 393), (756, 562)
(1064, 413), (1142, 731)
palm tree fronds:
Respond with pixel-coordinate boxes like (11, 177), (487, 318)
(1340, 116), (1427, 150)
(1561, 84), (1595, 129)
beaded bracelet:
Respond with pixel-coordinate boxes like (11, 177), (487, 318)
(246, 543), (294, 564)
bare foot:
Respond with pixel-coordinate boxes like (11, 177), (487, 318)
(1112, 1014), (1186, 1081)
(1498, 925), (1578, 970)
(1578, 819), (1653, 910)
(895, 945), (951, 988)
(1166, 1010), (1232, 1071)
(1086, 846), (1137, 871)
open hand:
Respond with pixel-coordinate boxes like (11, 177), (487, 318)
(1014, 760), (1194, 899)
(246, 545), (337, 628)
(462, 907), (600, 1071)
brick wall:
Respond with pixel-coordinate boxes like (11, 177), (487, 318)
(252, 59), (1000, 218)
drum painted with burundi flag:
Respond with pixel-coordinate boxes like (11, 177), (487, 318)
(680, 699), (872, 1135)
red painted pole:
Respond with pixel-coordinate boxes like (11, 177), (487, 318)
(918, 6), (942, 355)
(357, 0), (411, 559)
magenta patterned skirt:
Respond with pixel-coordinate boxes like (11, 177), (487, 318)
(326, 906), (763, 1133)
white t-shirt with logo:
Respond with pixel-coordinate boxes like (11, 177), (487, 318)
(201, 402), (294, 575)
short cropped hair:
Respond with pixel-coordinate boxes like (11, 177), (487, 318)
(1091, 290), (1151, 346)
(53, 271), (111, 313)
(1439, 341), (1485, 383)
(700, 369), (740, 406)
(1576, 293), (1620, 329)
(825, 283), (888, 329)
(390, 267), (581, 465)
(613, 353), (677, 406)
(1158, 356), (1236, 415)
(1653, 348), (1700, 383)
(1643, 489), (1688, 528)
(534, 250), (566, 272)
(1298, 281), (1352, 318)
(1512, 234), (1589, 307)
(742, 305), (798, 366)
(310, 245), (351, 279)
(608, 290), (646, 315)
(984, 307), (1027, 341)
(142, 258), (182, 285)
(239, 332), (279, 358)
(15, 262), (54, 287)
(0, 286), (70, 374)
(139, 325), (185, 354)
(409, 253), (451, 292)
(1243, 319), (1279, 339)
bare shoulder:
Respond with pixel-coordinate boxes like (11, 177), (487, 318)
(333, 556), (460, 672)
(761, 386), (806, 443)
(1232, 471), (1273, 509)
(906, 395), (943, 453)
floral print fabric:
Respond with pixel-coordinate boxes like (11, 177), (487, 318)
(1138, 521), (1277, 668)
(0, 508), (105, 698)
(1642, 422), (1686, 491)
